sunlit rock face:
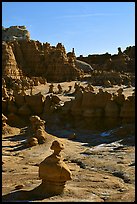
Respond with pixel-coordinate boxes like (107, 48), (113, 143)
(2, 26), (30, 41)
(39, 140), (72, 195)
(2, 38), (83, 82)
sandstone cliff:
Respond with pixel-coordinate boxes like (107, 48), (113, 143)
(2, 41), (21, 78)
(2, 40), (83, 82)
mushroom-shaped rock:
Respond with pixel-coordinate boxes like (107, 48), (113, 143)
(39, 140), (72, 195)
(30, 115), (46, 134)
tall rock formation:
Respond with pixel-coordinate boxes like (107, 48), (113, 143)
(2, 39), (83, 82)
(2, 41), (21, 78)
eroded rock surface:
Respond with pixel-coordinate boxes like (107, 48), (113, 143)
(2, 26), (30, 41)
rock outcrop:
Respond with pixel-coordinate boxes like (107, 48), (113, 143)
(39, 140), (72, 195)
(62, 87), (135, 129)
(77, 46), (135, 73)
(2, 41), (21, 78)
(2, 39), (83, 82)
(2, 26), (30, 41)
(26, 115), (48, 147)
(75, 59), (93, 73)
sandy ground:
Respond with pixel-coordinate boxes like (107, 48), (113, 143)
(2, 82), (135, 202)
(25, 81), (134, 104)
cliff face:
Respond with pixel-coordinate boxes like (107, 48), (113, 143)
(2, 42), (21, 78)
(77, 46), (135, 73)
(2, 40), (83, 82)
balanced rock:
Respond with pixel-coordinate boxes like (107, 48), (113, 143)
(39, 140), (72, 195)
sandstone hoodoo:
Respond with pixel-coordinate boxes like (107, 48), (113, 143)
(2, 35), (84, 82)
(26, 115), (48, 147)
(39, 140), (72, 195)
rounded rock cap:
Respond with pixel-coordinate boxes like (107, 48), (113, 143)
(30, 115), (41, 122)
(50, 140), (64, 151)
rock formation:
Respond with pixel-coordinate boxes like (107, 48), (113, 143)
(2, 26), (30, 41)
(2, 41), (21, 79)
(2, 38), (83, 82)
(39, 140), (72, 195)
(62, 87), (135, 129)
(75, 59), (94, 73)
(77, 46), (135, 73)
(26, 115), (47, 147)
(57, 84), (63, 94)
(85, 69), (134, 87)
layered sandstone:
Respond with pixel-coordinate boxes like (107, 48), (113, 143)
(2, 42), (21, 78)
(2, 40), (83, 82)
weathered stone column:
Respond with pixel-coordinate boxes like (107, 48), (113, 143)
(39, 140), (72, 195)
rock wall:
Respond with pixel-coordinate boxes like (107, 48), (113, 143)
(2, 40), (83, 82)
(2, 89), (135, 130)
(61, 90), (135, 129)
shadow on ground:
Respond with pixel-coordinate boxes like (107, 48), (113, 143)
(2, 183), (56, 202)
(46, 124), (135, 148)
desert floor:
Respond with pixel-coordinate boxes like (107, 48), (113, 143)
(2, 81), (135, 202)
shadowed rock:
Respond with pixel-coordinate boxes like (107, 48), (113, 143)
(39, 140), (72, 195)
